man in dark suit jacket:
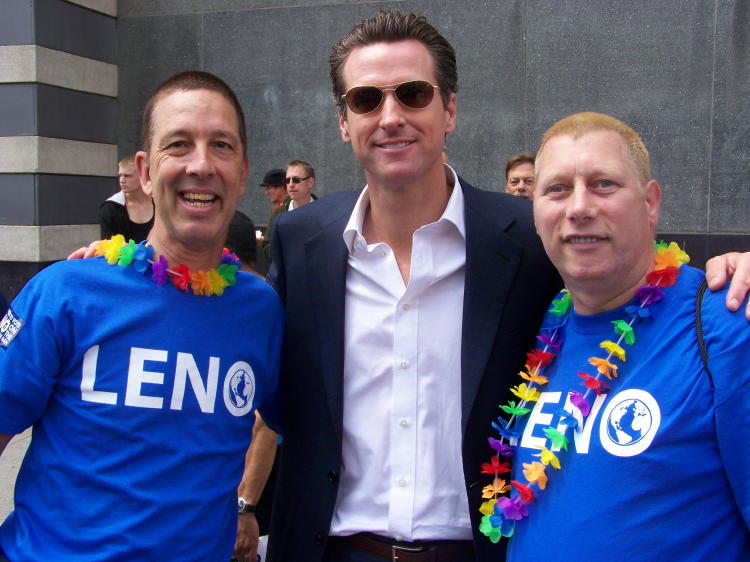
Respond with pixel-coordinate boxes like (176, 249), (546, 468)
(261, 11), (560, 562)
(268, 183), (559, 561)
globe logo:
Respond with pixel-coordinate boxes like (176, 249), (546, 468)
(599, 389), (661, 457)
(223, 361), (256, 417)
(229, 369), (254, 409)
(606, 398), (652, 445)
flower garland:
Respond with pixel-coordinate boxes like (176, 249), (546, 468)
(94, 235), (240, 296)
(478, 241), (690, 542)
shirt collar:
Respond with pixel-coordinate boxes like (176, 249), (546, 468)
(342, 164), (466, 254)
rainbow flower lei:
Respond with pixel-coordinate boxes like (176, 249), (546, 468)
(478, 241), (690, 542)
(94, 235), (240, 296)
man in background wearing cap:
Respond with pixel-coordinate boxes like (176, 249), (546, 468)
(260, 168), (287, 209)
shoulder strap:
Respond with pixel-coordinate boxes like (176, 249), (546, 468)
(695, 280), (714, 387)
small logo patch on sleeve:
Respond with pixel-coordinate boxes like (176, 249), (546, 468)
(0, 307), (24, 349)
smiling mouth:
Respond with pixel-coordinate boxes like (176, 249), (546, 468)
(378, 140), (412, 149)
(565, 235), (606, 243)
(181, 192), (217, 208)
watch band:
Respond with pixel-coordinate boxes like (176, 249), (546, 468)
(237, 497), (256, 514)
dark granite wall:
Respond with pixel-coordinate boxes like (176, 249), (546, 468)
(117, 0), (749, 238)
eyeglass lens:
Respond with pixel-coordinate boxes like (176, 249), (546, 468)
(344, 81), (437, 114)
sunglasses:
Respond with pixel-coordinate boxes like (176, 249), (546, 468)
(340, 80), (440, 114)
(285, 176), (311, 184)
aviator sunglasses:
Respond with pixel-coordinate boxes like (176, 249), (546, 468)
(341, 80), (440, 114)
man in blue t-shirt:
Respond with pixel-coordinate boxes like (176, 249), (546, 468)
(486, 112), (750, 561)
(0, 71), (283, 562)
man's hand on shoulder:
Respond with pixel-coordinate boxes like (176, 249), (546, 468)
(706, 251), (750, 321)
(67, 240), (102, 260)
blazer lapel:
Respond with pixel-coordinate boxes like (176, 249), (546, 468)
(460, 184), (526, 433)
(303, 196), (355, 439)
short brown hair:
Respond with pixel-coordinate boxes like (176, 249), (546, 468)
(140, 71), (247, 155)
(286, 159), (315, 179)
(537, 112), (651, 184)
(330, 11), (458, 114)
(505, 152), (535, 179)
(118, 154), (136, 168)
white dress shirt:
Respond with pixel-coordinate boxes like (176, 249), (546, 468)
(330, 166), (471, 540)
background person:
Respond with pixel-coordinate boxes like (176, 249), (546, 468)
(259, 168), (287, 209)
(504, 152), (536, 199)
(262, 159), (318, 263)
(99, 155), (155, 241)
(226, 210), (261, 275)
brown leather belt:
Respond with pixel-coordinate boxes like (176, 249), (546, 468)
(332, 533), (474, 561)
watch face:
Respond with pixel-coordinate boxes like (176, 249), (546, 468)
(238, 498), (247, 513)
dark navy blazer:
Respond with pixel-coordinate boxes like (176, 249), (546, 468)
(266, 179), (561, 561)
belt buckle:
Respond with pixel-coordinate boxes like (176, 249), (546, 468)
(391, 542), (425, 562)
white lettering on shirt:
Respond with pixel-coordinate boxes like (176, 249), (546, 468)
(80, 345), (118, 405)
(519, 389), (660, 457)
(170, 353), (220, 413)
(79, 346), (254, 416)
(125, 347), (168, 409)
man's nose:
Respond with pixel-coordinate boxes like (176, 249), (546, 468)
(186, 144), (214, 177)
(566, 184), (595, 221)
(378, 91), (405, 128)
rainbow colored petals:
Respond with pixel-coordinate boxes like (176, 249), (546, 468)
(481, 456), (511, 475)
(512, 480), (535, 503)
(569, 391), (591, 417)
(600, 340), (626, 361)
(488, 437), (513, 456)
(588, 357), (618, 380)
(152, 254), (169, 285)
(542, 427), (569, 451)
(510, 383), (541, 402)
(496, 496), (528, 520)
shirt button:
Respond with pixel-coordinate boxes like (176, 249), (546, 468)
(399, 419), (408, 427)
(398, 478), (407, 487)
(379, 250), (386, 257)
(395, 535), (404, 541)
(402, 303), (410, 311)
(400, 360), (409, 369)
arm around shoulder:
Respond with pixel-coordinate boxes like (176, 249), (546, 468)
(705, 251), (750, 321)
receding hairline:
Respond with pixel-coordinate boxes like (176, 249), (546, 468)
(140, 71), (247, 155)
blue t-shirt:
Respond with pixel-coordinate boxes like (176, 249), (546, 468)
(508, 266), (750, 561)
(0, 257), (283, 561)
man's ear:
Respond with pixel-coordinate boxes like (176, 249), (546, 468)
(338, 108), (351, 143)
(135, 151), (152, 196)
(644, 179), (662, 228)
(444, 92), (457, 135)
